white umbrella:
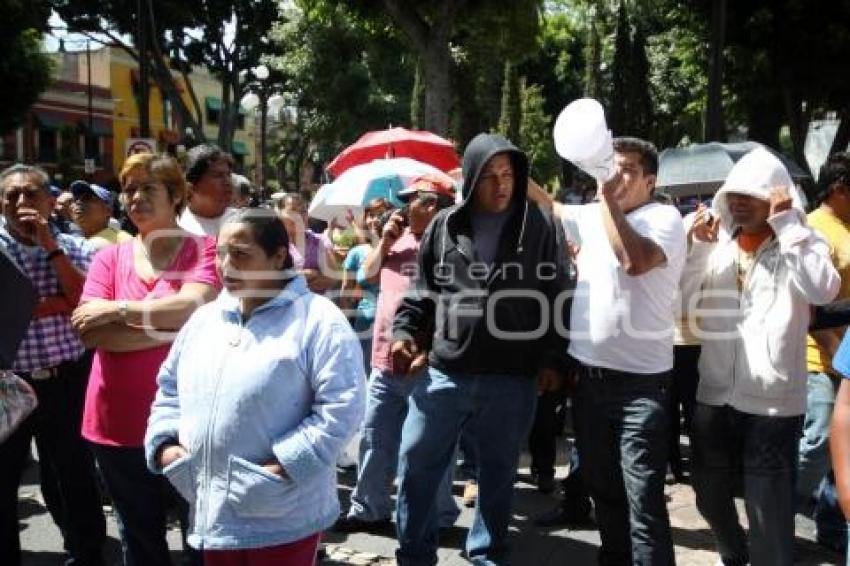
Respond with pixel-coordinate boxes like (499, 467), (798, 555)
(308, 157), (454, 223)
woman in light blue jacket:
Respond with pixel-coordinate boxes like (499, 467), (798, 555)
(145, 209), (365, 565)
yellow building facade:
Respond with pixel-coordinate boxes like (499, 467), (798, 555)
(107, 47), (256, 174)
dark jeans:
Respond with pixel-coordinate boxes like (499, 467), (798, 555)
(90, 443), (200, 566)
(529, 389), (565, 480)
(0, 354), (106, 566)
(669, 345), (700, 478)
(690, 404), (802, 566)
(573, 365), (674, 566)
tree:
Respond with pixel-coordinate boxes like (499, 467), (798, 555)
(628, 23), (653, 139)
(268, 1), (412, 181)
(51, 0), (279, 150)
(519, 81), (558, 183)
(328, 0), (541, 137)
(498, 61), (521, 142)
(0, 1), (53, 135)
(609, 3), (631, 135)
(704, 0), (726, 141)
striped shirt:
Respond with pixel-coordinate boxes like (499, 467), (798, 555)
(0, 227), (95, 371)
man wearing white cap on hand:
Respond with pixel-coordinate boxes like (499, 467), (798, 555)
(685, 147), (840, 566)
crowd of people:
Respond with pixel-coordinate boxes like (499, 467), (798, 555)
(2, 129), (850, 566)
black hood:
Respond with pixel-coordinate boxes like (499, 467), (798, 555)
(459, 133), (529, 210)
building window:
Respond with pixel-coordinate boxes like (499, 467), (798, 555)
(38, 129), (58, 162)
(84, 134), (100, 165)
(205, 97), (221, 125)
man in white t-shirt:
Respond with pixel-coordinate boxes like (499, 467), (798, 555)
(178, 144), (237, 236)
(553, 137), (686, 565)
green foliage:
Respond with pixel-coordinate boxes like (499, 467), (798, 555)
(519, 82), (558, 183)
(498, 62), (521, 143)
(268, 1), (412, 170)
(0, 2), (53, 134)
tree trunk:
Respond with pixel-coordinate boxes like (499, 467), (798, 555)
(584, 19), (602, 99)
(381, 0), (457, 136)
(746, 96), (782, 150)
(410, 59), (425, 129)
(148, 58), (205, 142)
(705, 0), (726, 142)
(216, 71), (236, 152)
(782, 83), (812, 176)
(609, 3), (631, 135)
(420, 39), (452, 136)
(498, 60), (521, 142)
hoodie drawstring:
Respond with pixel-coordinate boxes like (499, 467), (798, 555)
(516, 200), (528, 254)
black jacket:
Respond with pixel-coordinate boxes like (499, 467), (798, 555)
(393, 133), (572, 377)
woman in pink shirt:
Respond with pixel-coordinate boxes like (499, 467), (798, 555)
(71, 152), (220, 566)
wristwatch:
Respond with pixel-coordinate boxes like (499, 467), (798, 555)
(46, 248), (65, 261)
(117, 300), (129, 320)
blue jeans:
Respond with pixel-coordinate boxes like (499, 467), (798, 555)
(797, 372), (845, 550)
(573, 366), (674, 566)
(691, 404), (802, 566)
(348, 369), (459, 527)
(395, 368), (537, 566)
(797, 372), (837, 508)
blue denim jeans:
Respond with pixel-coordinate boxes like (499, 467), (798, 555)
(572, 365), (675, 566)
(814, 473), (848, 553)
(348, 368), (459, 527)
(691, 404), (802, 566)
(395, 368), (537, 566)
(797, 372), (837, 508)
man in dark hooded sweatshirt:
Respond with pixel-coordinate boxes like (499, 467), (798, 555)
(391, 133), (572, 565)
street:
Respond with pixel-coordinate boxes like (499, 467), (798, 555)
(17, 440), (841, 565)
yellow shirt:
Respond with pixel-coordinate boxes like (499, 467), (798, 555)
(89, 227), (132, 250)
(807, 207), (850, 374)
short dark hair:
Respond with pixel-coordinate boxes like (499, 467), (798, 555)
(613, 137), (658, 176)
(228, 208), (294, 271)
(0, 163), (50, 194)
(185, 144), (234, 184)
(415, 191), (454, 211)
(818, 152), (850, 200)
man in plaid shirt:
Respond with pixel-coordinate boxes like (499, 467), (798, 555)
(0, 164), (106, 565)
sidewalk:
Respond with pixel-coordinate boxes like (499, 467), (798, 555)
(17, 448), (842, 565)
(324, 462), (841, 566)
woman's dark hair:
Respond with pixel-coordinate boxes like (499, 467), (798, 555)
(184, 144), (234, 184)
(818, 152), (850, 202)
(229, 208), (294, 271)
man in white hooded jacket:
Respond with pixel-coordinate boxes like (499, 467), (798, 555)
(684, 147), (840, 566)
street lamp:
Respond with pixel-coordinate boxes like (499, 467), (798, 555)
(240, 64), (285, 201)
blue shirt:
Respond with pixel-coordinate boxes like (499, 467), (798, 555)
(343, 244), (379, 329)
(145, 276), (365, 549)
(833, 333), (850, 379)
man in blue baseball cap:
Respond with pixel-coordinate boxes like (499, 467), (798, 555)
(70, 180), (130, 250)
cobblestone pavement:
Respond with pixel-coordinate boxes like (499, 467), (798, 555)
(18, 446), (843, 565)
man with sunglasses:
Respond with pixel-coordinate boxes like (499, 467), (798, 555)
(0, 164), (105, 566)
(70, 180), (131, 250)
